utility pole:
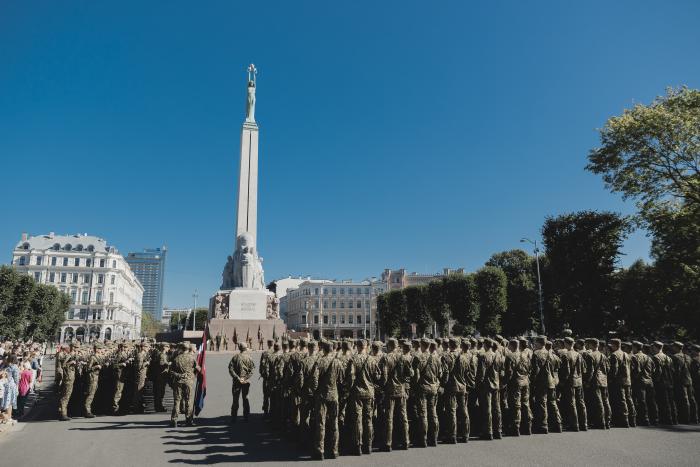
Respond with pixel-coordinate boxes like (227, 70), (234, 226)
(192, 289), (199, 331)
(521, 238), (545, 335)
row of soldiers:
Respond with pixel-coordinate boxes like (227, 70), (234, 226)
(55, 340), (200, 426)
(254, 335), (700, 460)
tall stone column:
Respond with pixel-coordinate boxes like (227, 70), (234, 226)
(236, 121), (259, 243)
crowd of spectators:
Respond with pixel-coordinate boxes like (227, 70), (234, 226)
(0, 340), (47, 426)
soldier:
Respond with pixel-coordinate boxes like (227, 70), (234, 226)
(444, 338), (476, 443)
(476, 338), (504, 440)
(84, 343), (103, 418)
(530, 336), (561, 434)
(690, 345), (700, 421)
(132, 342), (150, 414)
(608, 338), (635, 427)
(379, 338), (412, 451)
(153, 343), (171, 412)
(58, 342), (79, 421)
(288, 339), (306, 435)
(229, 342), (255, 423)
(413, 338), (443, 447)
(170, 342), (200, 427)
(111, 342), (130, 415)
(650, 341), (675, 424)
(55, 344), (66, 390)
(269, 342), (285, 428)
(345, 339), (381, 455)
(560, 336), (587, 431)
(370, 340), (385, 449)
(670, 341), (695, 424)
(300, 340), (320, 439)
(313, 340), (346, 460)
(260, 339), (274, 418)
(516, 337), (533, 435)
(583, 338), (609, 429)
(631, 341), (657, 426)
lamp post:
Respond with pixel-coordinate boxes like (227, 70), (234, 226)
(192, 289), (199, 331)
(520, 237), (545, 335)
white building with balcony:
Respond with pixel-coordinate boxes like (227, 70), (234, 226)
(11, 232), (144, 342)
(284, 279), (386, 340)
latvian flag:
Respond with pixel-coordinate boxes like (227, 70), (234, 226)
(194, 325), (207, 416)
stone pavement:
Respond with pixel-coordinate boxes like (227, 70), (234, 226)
(1, 352), (699, 466)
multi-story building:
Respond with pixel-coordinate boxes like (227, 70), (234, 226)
(285, 279), (386, 340)
(162, 307), (191, 329)
(273, 276), (319, 322)
(125, 247), (167, 321)
(11, 232), (144, 343)
(381, 267), (465, 291)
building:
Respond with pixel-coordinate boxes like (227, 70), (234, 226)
(285, 279), (386, 340)
(11, 232), (144, 342)
(272, 276), (319, 322)
(381, 267), (465, 291)
(125, 247), (167, 321)
(162, 307), (191, 328)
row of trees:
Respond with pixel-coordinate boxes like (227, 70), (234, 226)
(0, 265), (71, 341)
(378, 87), (700, 340)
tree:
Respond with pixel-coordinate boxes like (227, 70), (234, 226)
(426, 279), (450, 336)
(474, 267), (506, 335)
(186, 307), (209, 331)
(442, 273), (479, 333)
(26, 284), (70, 341)
(170, 312), (187, 331)
(385, 290), (408, 337)
(587, 87), (700, 217)
(0, 266), (36, 339)
(377, 293), (400, 338)
(542, 211), (632, 335)
(141, 311), (163, 338)
(404, 285), (432, 336)
(616, 260), (664, 338)
(486, 250), (538, 335)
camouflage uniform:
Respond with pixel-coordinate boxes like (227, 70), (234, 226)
(608, 341), (636, 427)
(170, 343), (199, 426)
(111, 347), (130, 414)
(312, 344), (346, 460)
(445, 341), (477, 443)
(671, 343), (696, 424)
(530, 339), (561, 433)
(560, 339), (587, 431)
(651, 344), (676, 424)
(131, 345), (150, 413)
(58, 344), (79, 420)
(229, 345), (255, 422)
(631, 342), (657, 425)
(476, 339), (504, 440)
(83, 346), (103, 417)
(413, 339), (443, 447)
(345, 342), (381, 455)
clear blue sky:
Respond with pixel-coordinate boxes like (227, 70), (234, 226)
(1, 1), (699, 308)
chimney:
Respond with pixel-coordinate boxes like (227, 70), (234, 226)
(21, 232), (28, 242)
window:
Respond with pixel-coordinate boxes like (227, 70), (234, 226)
(92, 310), (97, 320)
(332, 300), (336, 309)
(348, 288), (353, 295)
(63, 257), (68, 267)
(357, 300), (362, 309)
(110, 275), (115, 285)
(34, 272), (41, 281)
(314, 315), (319, 324)
(81, 291), (89, 304)
(109, 292), (114, 304)
(323, 288), (329, 295)
(332, 314), (337, 325)
(53, 243), (60, 251)
(332, 288), (337, 295)
(84, 274), (91, 283)
(70, 273), (77, 283)
(365, 313), (370, 323)
(357, 314), (362, 324)
(340, 301), (345, 309)
(22, 242), (29, 250)
(51, 257), (57, 266)
(112, 260), (116, 268)
(349, 301), (354, 309)
(365, 288), (370, 295)
(301, 315), (307, 324)
(74, 258), (80, 266)
(341, 314), (345, 324)
(314, 288), (319, 295)
(323, 315), (328, 325)
(71, 290), (77, 303)
(36, 256), (43, 265)
(86, 259), (91, 267)
(340, 288), (345, 295)
(49, 272), (55, 282)
(98, 274), (104, 284)
(96, 291), (102, 304)
(349, 314), (354, 324)
(314, 300), (319, 309)
(60, 273), (67, 283)
(100, 259), (105, 267)
(18, 256), (26, 266)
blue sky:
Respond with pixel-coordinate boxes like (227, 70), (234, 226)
(1, 1), (698, 307)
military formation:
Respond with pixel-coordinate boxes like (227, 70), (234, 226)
(257, 335), (700, 461)
(54, 340), (200, 427)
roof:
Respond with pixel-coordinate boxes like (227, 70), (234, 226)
(15, 233), (111, 253)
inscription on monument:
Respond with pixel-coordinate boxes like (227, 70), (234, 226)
(241, 302), (256, 312)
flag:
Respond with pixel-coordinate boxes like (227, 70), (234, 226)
(272, 324), (277, 341)
(233, 327), (238, 345)
(246, 327), (250, 344)
(194, 325), (208, 416)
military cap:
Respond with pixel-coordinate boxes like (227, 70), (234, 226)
(401, 339), (412, 347)
(420, 337), (431, 345)
(564, 337), (574, 344)
(373, 341), (384, 348)
(632, 341), (643, 347)
(534, 336), (546, 345)
(509, 339), (519, 346)
(652, 341), (664, 347)
(585, 337), (598, 345)
(411, 339), (420, 345)
(609, 338), (621, 345)
(307, 340), (317, 348)
(70, 341), (81, 348)
(386, 337), (398, 345)
(672, 341), (684, 348)
(575, 339), (585, 347)
(93, 343), (103, 349)
(691, 344), (700, 352)
(518, 337), (528, 343)
(448, 337), (458, 346)
(622, 341), (632, 347)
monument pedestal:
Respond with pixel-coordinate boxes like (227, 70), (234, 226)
(208, 318), (286, 348)
(228, 288), (269, 320)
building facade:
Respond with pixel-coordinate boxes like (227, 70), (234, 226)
(11, 232), (144, 343)
(284, 279), (386, 340)
(381, 267), (465, 291)
(162, 307), (191, 328)
(125, 247), (167, 321)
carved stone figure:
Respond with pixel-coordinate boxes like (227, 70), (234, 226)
(221, 256), (235, 289)
(232, 232), (265, 289)
(266, 295), (280, 320)
(245, 64), (257, 123)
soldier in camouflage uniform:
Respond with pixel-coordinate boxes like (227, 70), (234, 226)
(269, 342), (284, 428)
(300, 340), (320, 440)
(312, 340), (346, 460)
(170, 342), (200, 427)
(444, 338), (476, 443)
(111, 343), (130, 415)
(650, 341), (675, 424)
(153, 343), (171, 412)
(378, 339), (412, 451)
(476, 338), (504, 440)
(229, 342), (255, 423)
(670, 341), (696, 424)
(631, 340), (657, 425)
(531, 336), (561, 433)
(260, 339), (274, 418)
(58, 342), (79, 421)
(83, 342), (103, 418)
(608, 338), (635, 427)
(346, 339), (381, 455)
(413, 338), (443, 447)
(560, 336), (587, 431)
(131, 342), (150, 414)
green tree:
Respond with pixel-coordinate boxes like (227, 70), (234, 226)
(26, 283), (70, 341)
(186, 307), (209, 331)
(486, 249), (538, 335)
(587, 87), (700, 217)
(377, 293), (401, 338)
(0, 266), (36, 339)
(386, 289), (408, 337)
(474, 266), (506, 335)
(616, 260), (664, 338)
(141, 311), (163, 338)
(170, 312), (186, 331)
(404, 285), (432, 336)
(442, 273), (479, 333)
(542, 211), (632, 335)
(426, 279), (450, 336)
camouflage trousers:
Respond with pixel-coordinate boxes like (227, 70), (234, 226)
(654, 384), (676, 424)
(632, 382), (657, 425)
(347, 396), (373, 454)
(84, 374), (99, 415)
(674, 384), (698, 425)
(314, 398), (339, 458)
(506, 384), (532, 435)
(132, 371), (147, 412)
(262, 379), (271, 415)
(112, 378), (126, 413)
(300, 395), (315, 439)
(560, 385), (587, 431)
(59, 376), (75, 417)
(384, 395), (409, 449)
(172, 380), (194, 422)
(609, 384), (636, 427)
(154, 375), (168, 411)
(231, 383), (250, 420)
(533, 387), (561, 432)
(478, 388), (502, 438)
(443, 391), (470, 442)
(415, 392), (439, 446)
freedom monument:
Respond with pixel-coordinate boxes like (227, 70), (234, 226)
(208, 64), (286, 343)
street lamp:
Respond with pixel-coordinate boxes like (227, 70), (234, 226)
(192, 289), (199, 331)
(520, 237), (546, 335)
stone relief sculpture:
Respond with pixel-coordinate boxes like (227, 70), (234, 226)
(232, 232), (265, 290)
(213, 293), (230, 319)
(245, 63), (257, 123)
(266, 295), (280, 320)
